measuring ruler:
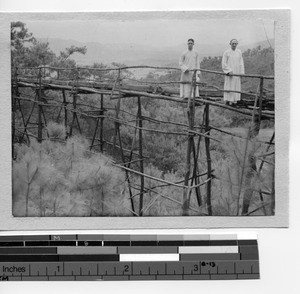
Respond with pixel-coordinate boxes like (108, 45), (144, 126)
(0, 234), (259, 281)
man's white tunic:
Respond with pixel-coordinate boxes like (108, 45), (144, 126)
(222, 48), (245, 102)
(179, 49), (200, 98)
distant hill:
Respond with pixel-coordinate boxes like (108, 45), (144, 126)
(38, 37), (274, 67)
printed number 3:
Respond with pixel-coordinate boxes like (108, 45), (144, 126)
(194, 264), (199, 271)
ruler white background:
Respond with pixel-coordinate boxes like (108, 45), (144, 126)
(0, 0), (299, 294)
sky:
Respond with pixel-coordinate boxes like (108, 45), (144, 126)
(25, 18), (275, 49)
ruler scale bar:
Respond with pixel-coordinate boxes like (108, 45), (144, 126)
(0, 234), (259, 281)
(0, 261), (260, 280)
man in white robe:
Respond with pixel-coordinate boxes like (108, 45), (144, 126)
(179, 39), (201, 98)
(222, 39), (245, 105)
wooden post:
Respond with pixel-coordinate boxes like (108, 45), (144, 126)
(117, 125), (136, 215)
(90, 118), (100, 151)
(190, 141), (202, 206)
(99, 94), (105, 214)
(74, 70), (82, 134)
(257, 131), (275, 214)
(37, 67), (43, 143)
(194, 110), (208, 203)
(258, 132), (275, 174)
(69, 94), (75, 137)
(137, 96), (144, 216)
(41, 106), (49, 138)
(113, 70), (121, 157)
(188, 82), (207, 208)
(74, 97), (82, 134)
(17, 98), (30, 143)
(62, 90), (68, 137)
(90, 97), (104, 151)
(182, 139), (193, 215)
(249, 78), (264, 138)
(126, 119), (139, 210)
(100, 93), (104, 152)
(20, 93), (37, 143)
(69, 69), (81, 136)
(112, 80), (136, 214)
(258, 77), (264, 127)
(56, 106), (63, 122)
(204, 104), (212, 215)
(182, 71), (196, 216)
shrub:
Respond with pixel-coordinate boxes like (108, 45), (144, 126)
(47, 121), (66, 140)
(12, 124), (130, 217)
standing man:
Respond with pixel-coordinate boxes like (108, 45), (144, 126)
(222, 39), (245, 106)
(179, 38), (201, 99)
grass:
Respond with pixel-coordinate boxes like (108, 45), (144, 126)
(13, 125), (130, 217)
(12, 117), (274, 217)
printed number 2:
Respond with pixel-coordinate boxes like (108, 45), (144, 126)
(124, 265), (129, 272)
(194, 264), (199, 271)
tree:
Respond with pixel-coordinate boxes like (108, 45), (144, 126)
(59, 45), (87, 61)
(11, 22), (35, 46)
(11, 22), (87, 71)
(50, 45), (88, 79)
(11, 22), (36, 67)
(24, 41), (55, 67)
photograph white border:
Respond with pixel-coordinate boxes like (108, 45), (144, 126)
(0, 9), (290, 230)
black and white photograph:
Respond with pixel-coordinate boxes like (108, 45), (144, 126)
(10, 13), (279, 218)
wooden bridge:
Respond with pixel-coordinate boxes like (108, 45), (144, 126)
(11, 65), (275, 217)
